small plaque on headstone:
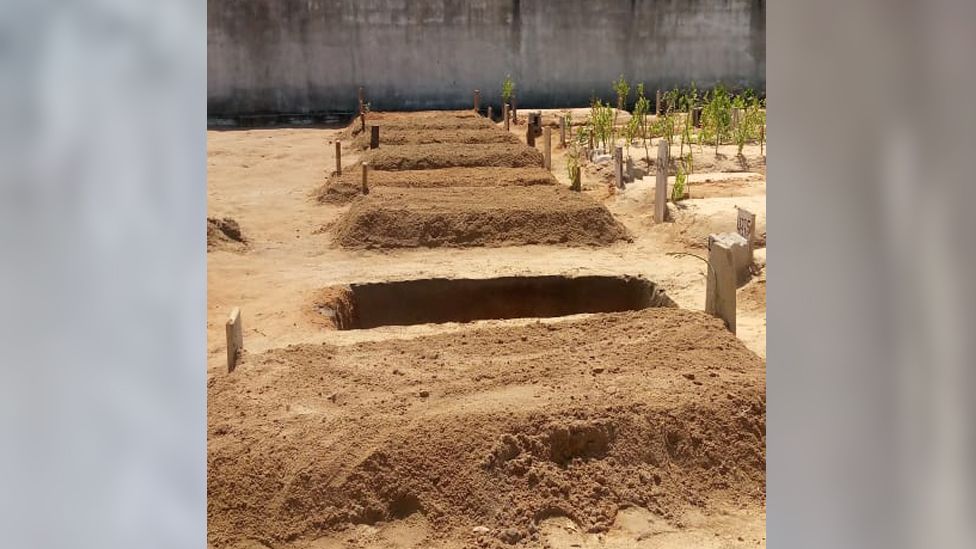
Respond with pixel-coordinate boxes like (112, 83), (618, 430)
(737, 207), (756, 244)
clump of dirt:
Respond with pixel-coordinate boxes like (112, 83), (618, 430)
(352, 128), (520, 149)
(313, 167), (557, 204)
(207, 217), (247, 252)
(207, 308), (766, 548)
(331, 187), (630, 249)
(365, 144), (544, 170)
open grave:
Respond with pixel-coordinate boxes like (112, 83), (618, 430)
(332, 186), (630, 249)
(315, 166), (557, 204)
(311, 275), (675, 330)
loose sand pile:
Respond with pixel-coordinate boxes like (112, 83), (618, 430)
(207, 217), (247, 252)
(364, 144), (544, 171)
(352, 128), (520, 149)
(314, 167), (557, 204)
(332, 187), (630, 249)
(207, 308), (766, 548)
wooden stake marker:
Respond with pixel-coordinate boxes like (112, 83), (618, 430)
(503, 104), (510, 130)
(335, 141), (342, 175)
(614, 146), (624, 189)
(511, 95), (517, 123)
(544, 127), (552, 170)
(226, 307), (243, 373)
(369, 125), (380, 149)
(361, 162), (369, 195)
(559, 116), (567, 147)
(487, 105), (493, 121)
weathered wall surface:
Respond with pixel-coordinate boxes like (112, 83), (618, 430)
(208, 0), (765, 116)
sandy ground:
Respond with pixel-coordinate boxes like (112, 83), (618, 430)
(207, 114), (766, 548)
(207, 125), (766, 364)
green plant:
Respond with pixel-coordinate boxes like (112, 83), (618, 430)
(611, 75), (630, 145)
(671, 151), (694, 202)
(747, 95), (766, 156)
(700, 84), (733, 155)
(588, 99), (614, 152)
(672, 164), (687, 202)
(613, 75), (630, 112)
(633, 83), (652, 162)
(665, 87), (682, 114)
(566, 146), (582, 192)
(501, 74), (515, 106)
(652, 107), (677, 145)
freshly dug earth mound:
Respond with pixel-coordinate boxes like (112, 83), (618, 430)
(352, 128), (520, 149)
(342, 113), (495, 139)
(207, 308), (766, 548)
(332, 187), (630, 249)
(365, 144), (544, 170)
(207, 217), (246, 252)
(364, 110), (483, 122)
(314, 167), (557, 204)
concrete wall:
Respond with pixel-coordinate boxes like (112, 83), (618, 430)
(208, 0), (765, 116)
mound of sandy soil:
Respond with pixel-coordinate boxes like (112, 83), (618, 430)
(342, 113), (495, 139)
(207, 308), (766, 548)
(365, 144), (544, 171)
(363, 110), (483, 121)
(314, 167), (557, 204)
(352, 128), (520, 149)
(207, 217), (247, 252)
(332, 187), (630, 249)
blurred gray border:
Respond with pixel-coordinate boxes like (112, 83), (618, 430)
(0, 1), (206, 548)
(770, 1), (975, 547)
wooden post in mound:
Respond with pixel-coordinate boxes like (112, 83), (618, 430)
(614, 146), (624, 189)
(692, 107), (702, 128)
(511, 95), (517, 123)
(544, 127), (552, 170)
(559, 116), (567, 147)
(473, 89), (480, 113)
(655, 139), (669, 223)
(335, 141), (342, 175)
(503, 103), (510, 130)
(706, 239), (737, 333)
(487, 105), (493, 121)
(369, 125), (380, 149)
(361, 162), (369, 195)
(226, 307), (243, 373)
